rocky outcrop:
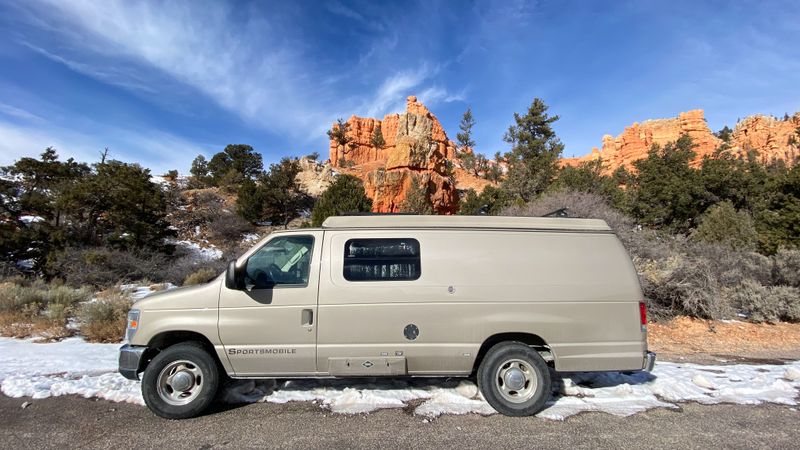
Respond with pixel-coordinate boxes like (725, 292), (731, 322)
(328, 96), (459, 213)
(563, 110), (800, 174)
(730, 114), (800, 164)
(295, 157), (336, 197)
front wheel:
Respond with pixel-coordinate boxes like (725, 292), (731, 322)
(142, 342), (220, 419)
(477, 342), (551, 416)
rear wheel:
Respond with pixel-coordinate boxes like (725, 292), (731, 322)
(142, 342), (220, 419)
(477, 342), (551, 416)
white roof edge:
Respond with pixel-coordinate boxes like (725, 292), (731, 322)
(321, 215), (611, 232)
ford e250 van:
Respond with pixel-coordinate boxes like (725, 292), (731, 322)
(119, 215), (655, 419)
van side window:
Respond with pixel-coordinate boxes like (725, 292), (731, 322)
(343, 238), (421, 281)
(245, 235), (314, 289)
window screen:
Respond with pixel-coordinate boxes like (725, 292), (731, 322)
(343, 238), (421, 281)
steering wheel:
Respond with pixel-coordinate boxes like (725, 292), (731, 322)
(265, 263), (282, 283)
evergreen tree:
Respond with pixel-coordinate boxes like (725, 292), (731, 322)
(206, 144), (263, 187)
(627, 134), (706, 231)
(371, 124), (386, 149)
(189, 155), (212, 187)
(755, 163), (800, 253)
(311, 175), (372, 226)
(399, 175), (433, 214)
(692, 201), (757, 250)
(456, 108), (477, 174)
(235, 158), (311, 227)
(456, 107), (476, 150)
(457, 186), (510, 215)
(715, 126), (733, 143)
(552, 159), (624, 207)
(327, 118), (351, 147)
(501, 99), (564, 201)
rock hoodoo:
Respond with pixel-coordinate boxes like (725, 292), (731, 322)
(563, 110), (800, 174)
(328, 96), (459, 213)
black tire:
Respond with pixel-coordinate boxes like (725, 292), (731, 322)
(142, 342), (220, 419)
(477, 342), (551, 416)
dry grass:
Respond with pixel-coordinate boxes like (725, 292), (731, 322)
(79, 287), (132, 343)
(0, 312), (74, 341)
(0, 280), (91, 341)
(183, 267), (217, 286)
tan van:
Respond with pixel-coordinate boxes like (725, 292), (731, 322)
(119, 215), (655, 419)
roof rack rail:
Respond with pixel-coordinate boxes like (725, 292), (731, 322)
(542, 207), (569, 218)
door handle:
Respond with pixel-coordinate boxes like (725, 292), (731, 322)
(301, 309), (314, 327)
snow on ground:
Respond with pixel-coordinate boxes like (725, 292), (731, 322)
(172, 240), (223, 260)
(1, 336), (799, 419)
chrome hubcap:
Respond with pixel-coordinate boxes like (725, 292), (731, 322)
(156, 360), (203, 406)
(495, 359), (537, 403)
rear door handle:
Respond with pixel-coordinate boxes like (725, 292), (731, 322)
(301, 309), (314, 327)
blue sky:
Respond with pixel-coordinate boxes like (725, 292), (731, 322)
(0, 0), (798, 174)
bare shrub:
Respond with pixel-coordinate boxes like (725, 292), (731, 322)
(47, 247), (174, 288)
(643, 255), (733, 320)
(725, 281), (800, 323)
(207, 213), (254, 244)
(183, 267), (218, 286)
(80, 288), (132, 343)
(774, 248), (800, 287)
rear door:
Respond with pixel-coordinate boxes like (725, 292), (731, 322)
(218, 231), (323, 376)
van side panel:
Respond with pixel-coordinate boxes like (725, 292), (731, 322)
(316, 229), (646, 374)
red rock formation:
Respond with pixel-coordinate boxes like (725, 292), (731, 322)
(730, 114), (800, 164)
(328, 96), (459, 213)
(563, 111), (800, 174)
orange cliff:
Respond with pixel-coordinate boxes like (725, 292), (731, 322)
(563, 110), (800, 174)
(328, 96), (460, 214)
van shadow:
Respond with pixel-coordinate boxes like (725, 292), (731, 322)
(210, 370), (658, 416)
(214, 376), (468, 406)
(548, 368), (657, 400)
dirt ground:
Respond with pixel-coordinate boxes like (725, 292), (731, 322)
(649, 316), (800, 364)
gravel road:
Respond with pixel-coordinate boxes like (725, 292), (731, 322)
(1, 394), (798, 449)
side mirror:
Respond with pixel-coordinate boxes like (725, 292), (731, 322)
(225, 260), (242, 290)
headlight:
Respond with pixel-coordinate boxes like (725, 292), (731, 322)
(125, 309), (140, 342)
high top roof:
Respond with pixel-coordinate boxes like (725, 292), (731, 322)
(321, 215), (611, 232)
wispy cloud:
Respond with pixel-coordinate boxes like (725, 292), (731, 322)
(0, 102), (44, 122)
(326, 1), (365, 22)
(20, 41), (157, 93)
(15, 0), (331, 139)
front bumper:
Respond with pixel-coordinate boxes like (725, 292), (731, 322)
(643, 351), (657, 372)
(119, 344), (147, 381)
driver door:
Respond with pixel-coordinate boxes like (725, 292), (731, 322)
(219, 231), (322, 376)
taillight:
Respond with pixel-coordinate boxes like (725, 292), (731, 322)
(639, 301), (647, 332)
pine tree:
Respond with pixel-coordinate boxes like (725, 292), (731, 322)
(456, 108), (477, 174)
(456, 108), (476, 150)
(311, 175), (372, 226)
(235, 158), (311, 227)
(501, 99), (564, 202)
(189, 155), (212, 187)
(371, 124), (386, 149)
(327, 118), (351, 147)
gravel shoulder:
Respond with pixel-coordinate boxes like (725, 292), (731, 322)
(1, 394), (799, 450)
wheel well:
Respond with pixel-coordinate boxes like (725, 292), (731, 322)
(141, 331), (220, 372)
(471, 332), (551, 374)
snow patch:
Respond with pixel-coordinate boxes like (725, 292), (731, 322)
(1, 336), (799, 419)
(172, 240), (223, 260)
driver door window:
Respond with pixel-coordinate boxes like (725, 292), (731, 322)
(245, 235), (314, 289)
